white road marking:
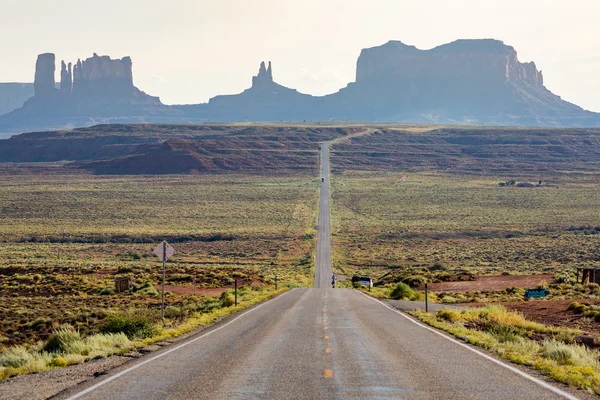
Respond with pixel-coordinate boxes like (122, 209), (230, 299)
(64, 290), (293, 400)
(358, 292), (580, 400)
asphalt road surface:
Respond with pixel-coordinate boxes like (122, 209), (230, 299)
(314, 140), (334, 289)
(60, 134), (579, 400)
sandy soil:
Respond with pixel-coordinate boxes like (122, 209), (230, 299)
(467, 299), (600, 337)
(427, 274), (555, 293)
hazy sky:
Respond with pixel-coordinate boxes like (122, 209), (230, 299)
(2, 0), (599, 111)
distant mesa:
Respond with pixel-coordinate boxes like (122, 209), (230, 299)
(0, 83), (34, 115)
(0, 52), (179, 134)
(0, 39), (599, 135)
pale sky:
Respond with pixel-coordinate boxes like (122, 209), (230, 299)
(1, 0), (599, 111)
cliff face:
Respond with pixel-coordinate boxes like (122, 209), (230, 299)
(73, 53), (133, 97)
(0, 53), (179, 135)
(1, 39), (599, 134)
(0, 83), (34, 117)
(356, 40), (544, 88)
(33, 53), (55, 97)
(200, 61), (315, 121)
(321, 39), (595, 126)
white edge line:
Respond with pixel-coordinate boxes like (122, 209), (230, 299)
(357, 292), (580, 400)
(65, 290), (293, 400)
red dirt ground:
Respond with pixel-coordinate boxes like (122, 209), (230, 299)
(465, 299), (600, 337)
(428, 274), (555, 293)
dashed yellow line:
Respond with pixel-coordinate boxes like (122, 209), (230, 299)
(325, 348), (332, 354)
(324, 336), (329, 340)
(323, 369), (333, 378)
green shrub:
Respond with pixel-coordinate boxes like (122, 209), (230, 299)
(100, 309), (158, 339)
(220, 292), (235, 307)
(542, 342), (575, 365)
(485, 322), (523, 343)
(135, 286), (159, 297)
(436, 309), (461, 323)
(390, 282), (415, 300)
(164, 306), (183, 319)
(43, 325), (81, 353)
(0, 346), (34, 367)
(50, 357), (68, 367)
(99, 286), (116, 296)
(573, 304), (588, 314)
(567, 302), (581, 311)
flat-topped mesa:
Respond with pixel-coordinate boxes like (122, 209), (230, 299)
(73, 53), (134, 97)
(34, 53), (56, 97)
(355, 39), (544, 89)
(251, 61), (274, 87)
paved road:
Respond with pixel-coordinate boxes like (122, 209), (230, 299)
(314, 140), (333, 289)
(60, 133), (579, 400)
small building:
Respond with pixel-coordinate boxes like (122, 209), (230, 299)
(114, 276), (132, 293)
(575, 268), (600, 285)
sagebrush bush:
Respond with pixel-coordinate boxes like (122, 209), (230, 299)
(220, 292), (235, 307)
(390, 282), (415, 300)
(0, 346), (35, 368)
(100, 309), (158, 339)
(164, 306), (183, 319)
(43, 325), (81, 353)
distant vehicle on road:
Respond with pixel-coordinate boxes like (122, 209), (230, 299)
(351, 275), (373, 288)
(321, 177), (325, 182)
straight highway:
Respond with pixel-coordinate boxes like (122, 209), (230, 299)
(59, 132), (579, 400)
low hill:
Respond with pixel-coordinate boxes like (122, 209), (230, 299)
(0, 124), (359, 174)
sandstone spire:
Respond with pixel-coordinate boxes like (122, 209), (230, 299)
(252, 61), (274, 87)
(34, 53), (55, 97)
(60, 61), (72, 93)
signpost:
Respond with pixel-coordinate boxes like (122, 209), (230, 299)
(153, 240), (175, 324)
(425, 283), (429, 313)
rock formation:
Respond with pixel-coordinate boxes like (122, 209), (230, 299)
(251, 61), (274, 87)
(33, 53), (55, 97)
(60, 61), (72, 94)
(0, 83), (34, 117)
(1, 39), (599, 134)
(73, 53), (133, 97)
(0, 53), (179, 134)
(355, 39), (544, 88)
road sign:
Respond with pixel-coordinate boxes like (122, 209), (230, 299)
(153, 241), (175, 262)
(153, 240), (175, 325)
(525, 288), (548, 299)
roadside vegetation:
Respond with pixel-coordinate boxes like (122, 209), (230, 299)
(330, 172), (600, 283)
(0, 173), (319, 379)
(411, 306), (600, 394)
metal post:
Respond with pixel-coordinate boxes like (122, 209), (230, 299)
(162, 241), (166, 325)
(235, 278), (238, 306)
(275, 275), (278, 290)
(192, 278), (195, 296)
(425, 283), (429, 313)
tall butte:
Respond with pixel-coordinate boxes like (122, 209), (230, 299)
(33, 53), (56, 97)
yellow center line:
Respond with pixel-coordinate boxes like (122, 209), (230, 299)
(323, 369), (333, 378)
(324, 336), (329, 339)
(324, 326), (328, 330)
(325, 348), (332, 354)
